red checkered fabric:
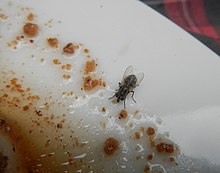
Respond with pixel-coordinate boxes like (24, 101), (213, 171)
(141, 0), (220, 55)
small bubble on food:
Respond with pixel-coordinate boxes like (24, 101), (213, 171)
(63, 43), (74, 54)
(23, 23), (39, 37)
(103, 137), (119, 156)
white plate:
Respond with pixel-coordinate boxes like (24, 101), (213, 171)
(1, 0), (220, 171)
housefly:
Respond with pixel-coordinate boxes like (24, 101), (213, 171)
(109, 65), (144, 108)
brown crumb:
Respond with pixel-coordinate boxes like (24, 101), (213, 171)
(147, 154), (153, 161)
(2, 94), (8, 97)
(23, 23), (39, 37)
(101, 107), (106, 112)
(119, 110), (128, 119)
(61, 64), (72, 70)
(27, 13), (34, 21)
(134, 132), (141, 140)
(85, 60), (96, 74)
(149, 136), (155, 148)
(53, 58), (61, 65)
(104, 137), (119, 156)
(63, 43), (74, 54)
(23, 105), (29, 111)
(169, 156), (175, 162)
(0, 13), (8, 20)
(136, 156), (142, 160)
(16, 36), (22, 41)
(47, 38), (58, 48)
(35, 110), (43, 116)
(83, 76), (105, 91)
(84, 48), (89, 53)
(147, 127), (155, 136)
(144, 165), (150, 173)
(156, 142), (174, 154)
(57, 123), (62, 128)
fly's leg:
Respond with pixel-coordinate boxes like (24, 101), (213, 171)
(124, 99), (126, 109)
(109, 93), (116, 100)
(131, 91), (136, 103)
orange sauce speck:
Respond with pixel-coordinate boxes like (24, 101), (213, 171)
(85, 60), (96, 74)
(23, 105), (29, 111)
(63, 43), (74, 54)
(63, 74), (71, 79)
(61, 64), (72, 70)
(147, 127), (155, 136)
(119, 110), (128, 119)
(47, 38), (58, 48)
(144, 166), (150, 173)
(27, 13), (34, 21)
(156, 142), (174, 154)
(53, 59), (61, 65)
(147, 154), (153, 161)
(134, 132), (141, 140)
(23, 23), (39, 37)
(83, 76), (105, 91)
(104, 137), (119, 156)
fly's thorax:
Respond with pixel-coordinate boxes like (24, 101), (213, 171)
(124, 74), (137, 88)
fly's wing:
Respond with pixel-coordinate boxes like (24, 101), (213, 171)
(122, 65), (134, 80)
(135, 73), (144, 86)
